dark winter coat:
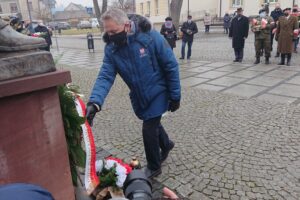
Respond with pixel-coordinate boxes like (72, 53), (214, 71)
(89, 30), (181, 121)
(271, 8), (284, 22)
(34, 25), (52, 46)
(276, 15), (298, 54)
(160, 24), (177, 48)
(229, 15), (249, 49)
(181, 21), (198, 42)
(223, 14), (231, 29)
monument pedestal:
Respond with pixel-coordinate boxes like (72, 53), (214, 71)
(0, 70), (75, 200)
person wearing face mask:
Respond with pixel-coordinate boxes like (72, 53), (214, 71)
(86, 9), (181, 179)
(160, 17), (177, 50)
(276, 8), (298, 66)
(179, 15), (198, 59)
(252, 8), (274, 64)
(291, 7), (300, 53)
(271, 3), (284, 57)
(229, 7), (249, 63)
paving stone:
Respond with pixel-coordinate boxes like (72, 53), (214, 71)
(207, 76), (246, 87)
(185, 66), (214, 73)
(269, 84), (300, 98)
(176, 184), (194, 197)
(286, 76), (300, 85)
(229, 70), (263, 79)
(204, 62), (230, 68)
(257, 94), (298, 104)
(216, 65), (247, 72)
(223, 84), (267, 98)
(248, 65), (278, 72)
(197, 71), (230, 79)
(246, 76), (284, 87)
(189, 191), (211, 200)
(264, 70), (299, 79)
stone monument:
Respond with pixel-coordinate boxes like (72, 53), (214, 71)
(0, 19), (75, 200)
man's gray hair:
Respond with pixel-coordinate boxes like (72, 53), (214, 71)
(101, 8), (129, 25)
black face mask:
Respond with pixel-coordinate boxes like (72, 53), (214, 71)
(109, 30), (127, 46)
(284, 12), (289, 16)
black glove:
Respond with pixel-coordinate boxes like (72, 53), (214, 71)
(86, 102), (101, 127)
(168, 100), (180, 112)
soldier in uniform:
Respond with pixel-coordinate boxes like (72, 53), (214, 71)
(252, 8), (274, 64)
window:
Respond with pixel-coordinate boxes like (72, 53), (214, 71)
(10, 3), (18, 13)
(140, 3), (143, 15)
(146, 1), (150, 16)
(232, 0), (243, 7)
(264, 0), (278, 3)
(28, 1), (33, 11)
(0, 4), (2, 14)
(155, 0), (159, 15)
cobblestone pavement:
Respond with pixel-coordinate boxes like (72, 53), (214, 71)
(52, 34), (300, 199)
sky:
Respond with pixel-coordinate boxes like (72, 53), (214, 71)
(55, 0), (94, 8)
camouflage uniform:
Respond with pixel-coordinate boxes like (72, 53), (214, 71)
(252, 15), (274, 63)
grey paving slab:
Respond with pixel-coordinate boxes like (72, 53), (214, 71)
(229, 70), (264, 79)
(223, 84), (267, 98)
(286, 76), (300, 85)
(180, 71), (199, 79)
(278, 66), (300, 72)
(204, 62), (230, 68)
(195, 84), (226, 91)
(180, 62), (205, 68)
(248, 65), (279, 72)
(185, 66), (214, 73)
(216, 65), (247, 72)
(197, 71), (230, 79)
(207, 76), (246, 87)
(257, 94), (298, 104)
(181, 77), (210, 87)
(264, 70), (299, 79)
(269, 84), (300, 98)
(246, 76), (284, 87)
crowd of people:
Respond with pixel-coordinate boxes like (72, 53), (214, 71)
(159, 3), (300, 66)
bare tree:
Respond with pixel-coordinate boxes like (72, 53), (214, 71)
(111, 0), (135, 13)
(93, 0), (108, 32)
(170, 0), (183, 29)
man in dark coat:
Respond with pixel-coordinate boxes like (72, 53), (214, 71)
(180, 15), (198, 59)
(34, 23), (52, 51)
(270, 3), (284, 56)
(160, 17), (177, 50)
(229, 7), (249, 62)
(86, 10), (181, 178)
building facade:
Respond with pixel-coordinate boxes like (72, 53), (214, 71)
(0, 0), (55, 21)
(135, 0), (299, 25)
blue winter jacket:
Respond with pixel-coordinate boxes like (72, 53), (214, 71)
(89, 30), (181, 121)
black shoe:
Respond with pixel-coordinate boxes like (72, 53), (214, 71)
(238, 60), (243, 63)
(179, 57), (184, 60)
(254, 57), (260, 64)
(233, 59), (239, 62)
(278, 54), (285, 65)
(161, 141), (175, 163)
(265, 57), (270, 65)
(143, 167), (162, 179)
(187, 57), (191, 60)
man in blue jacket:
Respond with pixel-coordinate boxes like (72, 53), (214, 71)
(86, 9), (181, 178)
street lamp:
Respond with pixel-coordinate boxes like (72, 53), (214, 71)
(188, 0), (189, 16)
(26, 0), (33, 23)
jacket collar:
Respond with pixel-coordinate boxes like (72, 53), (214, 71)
(111, 32), (153, 53)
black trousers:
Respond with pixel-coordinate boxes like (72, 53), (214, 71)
(234, 48), (244, 61)
(142, 116), (171, 170)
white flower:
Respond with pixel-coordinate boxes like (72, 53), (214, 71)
(105, 160), (117, 170)
(95, 160), (103, 173)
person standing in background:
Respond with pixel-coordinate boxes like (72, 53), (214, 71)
(229, 7), (249, 63)
(271, 3), (284, 57)
(276, 8), (299, 66)
(223, 12), (231, 34)
(204, 13), (212, 33)
(291, 6), (300, 53)
(180, 15), (198, 60)
(160, 17), (177, 50)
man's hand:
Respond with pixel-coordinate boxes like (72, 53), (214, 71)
(168, 100), (180, 112)
(86, 102), (101, 127)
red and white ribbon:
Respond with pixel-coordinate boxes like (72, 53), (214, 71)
(75, 97), (99, 194)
